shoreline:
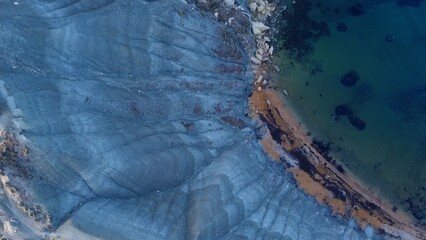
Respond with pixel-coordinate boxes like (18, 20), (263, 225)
(248, 50), (425, 240)
(191, 0), (424, 238)
(249, 85), (425, 239)
(244, 2), (425, 239)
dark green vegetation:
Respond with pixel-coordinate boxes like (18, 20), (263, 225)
(273, 0), (329, 60)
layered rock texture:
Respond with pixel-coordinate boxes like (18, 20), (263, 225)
(0, 0), (375, 239)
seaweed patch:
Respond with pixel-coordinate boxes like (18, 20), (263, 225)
(273, 0), (329, 60)
(335, 104), (367, 130)
(340, 70), (359, 87)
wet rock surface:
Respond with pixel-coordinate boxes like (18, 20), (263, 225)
(0, 0), (374, 239)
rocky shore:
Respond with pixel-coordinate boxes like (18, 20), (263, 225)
(0, 0), (423, 239)
(3, 0), (366, 239)
(245, 1), (425, 239)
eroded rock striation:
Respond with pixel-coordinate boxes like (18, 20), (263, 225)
(0, 0), (377, 239)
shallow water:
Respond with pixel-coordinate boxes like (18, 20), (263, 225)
(275, 0), (426, 223)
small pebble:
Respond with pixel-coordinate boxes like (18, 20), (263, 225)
(282, 89), (288, 95)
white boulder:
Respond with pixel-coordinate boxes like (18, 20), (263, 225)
(268, 46), (274, 55)
(251, 56), (261, 64)
(249, 2), (258, 12)
(224, 0), (234, 6)
(252, 22), (270, 31)
(256, 0), (266, 6)
(252, 21), (269, 35)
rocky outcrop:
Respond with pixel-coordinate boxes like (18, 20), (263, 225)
(0, 0), (375, 239)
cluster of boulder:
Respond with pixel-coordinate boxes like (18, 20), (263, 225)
(195, 0), (276, 90)
(249, 1), (275, 66)
(248, 0), (275, 40)
(250, 35), (273, 65)
(248, 0), (275, 18)
(247, 0), (276, 92)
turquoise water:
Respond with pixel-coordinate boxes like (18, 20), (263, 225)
(275, 0), (426, 223)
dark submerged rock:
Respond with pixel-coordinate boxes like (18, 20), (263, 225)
(312, 138), (332, 158)
(335, 104), (353, 117)
(348, 3), (365, 16)
(335, 104), (366, 130)
(340, 70), (359, 87)
(336, 22), (347, 32)
(348, 116), (367, 130)
(335, 164), (345, 174)
(404, 197), (426, 221)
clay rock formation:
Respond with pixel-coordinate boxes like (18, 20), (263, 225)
(0, 0), (373, 239)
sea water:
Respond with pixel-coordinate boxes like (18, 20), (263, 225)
(274, 0), (426, 223)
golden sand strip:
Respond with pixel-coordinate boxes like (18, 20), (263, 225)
(249, 77), (425, 239)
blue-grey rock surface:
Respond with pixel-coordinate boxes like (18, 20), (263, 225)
(0, 0), (379, 239)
